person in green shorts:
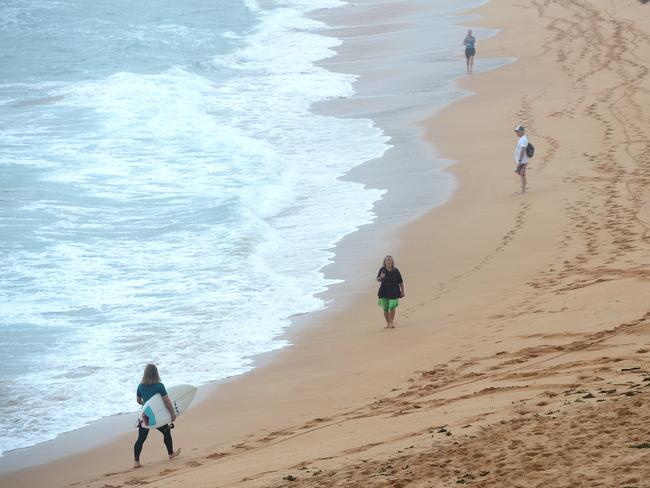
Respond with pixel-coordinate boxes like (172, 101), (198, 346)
(376, 255), (405, 329)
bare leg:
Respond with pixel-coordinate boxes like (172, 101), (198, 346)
(388, 309), (396, 328)
(383, 310), (390, 328)
(466, 57), (470, 74)
(469, 56), (474, 73)
(520, 173), (527, 193)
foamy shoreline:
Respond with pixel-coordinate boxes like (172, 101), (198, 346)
(5, 0), (650, 486)
(1, 0), (391, 458)
(0, 0), (485, 474)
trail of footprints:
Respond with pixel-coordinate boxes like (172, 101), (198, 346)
(411, 0), (650, 317)
(87, 2), (650, 487)
(519, 0), (650, 307)
(402, 201), (530, 320)
(265, 2), (650, 484)
(94, 310), (650, 488)
(263, 313), (650, 487)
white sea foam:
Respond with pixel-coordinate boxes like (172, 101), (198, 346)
(1, 0), (506, 457)
(0, 0), (388, 455)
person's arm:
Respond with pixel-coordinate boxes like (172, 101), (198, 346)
(162, 395), (177, 422)
(136, 385), (144, 406)
(377, 268), (385, 282)
(397, 270), (405, 297)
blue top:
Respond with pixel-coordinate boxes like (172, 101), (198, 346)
(137, 382), (168, 403)
(464, 36), (476, 50)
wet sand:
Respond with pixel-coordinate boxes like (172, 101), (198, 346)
(3, 0), (650, 486)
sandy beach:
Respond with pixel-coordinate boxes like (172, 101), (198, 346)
(4, 0), (650, 486)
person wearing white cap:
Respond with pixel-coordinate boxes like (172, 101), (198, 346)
(513, 125), (529, 193)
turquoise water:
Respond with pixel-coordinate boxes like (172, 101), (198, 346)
(0, 0), (504, 456)
(0, 0), (388, 454)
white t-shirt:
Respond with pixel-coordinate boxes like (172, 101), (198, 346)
(514, 134), (529, 164)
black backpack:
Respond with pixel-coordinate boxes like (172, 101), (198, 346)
(526, 142), (535, 158)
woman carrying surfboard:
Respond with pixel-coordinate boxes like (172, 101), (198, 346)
(133, 364), (181, 468)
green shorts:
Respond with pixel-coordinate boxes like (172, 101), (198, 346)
(378, 298), (399, 312)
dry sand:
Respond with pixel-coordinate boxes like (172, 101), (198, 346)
(3, 0), (650, 486)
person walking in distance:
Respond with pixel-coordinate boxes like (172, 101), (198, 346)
(463, 29), (476, 74)
(133, 364), (181, 468)
(376, 255), (405, 329)
(514, 125), (529, 193)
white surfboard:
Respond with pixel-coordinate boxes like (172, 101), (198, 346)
(138, 384), (197, 429)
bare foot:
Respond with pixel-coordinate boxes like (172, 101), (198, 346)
(169, 448), (181, 461)
(133, 461), (142, 469)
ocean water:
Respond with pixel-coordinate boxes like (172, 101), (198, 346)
(0, 0), (497, 456)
